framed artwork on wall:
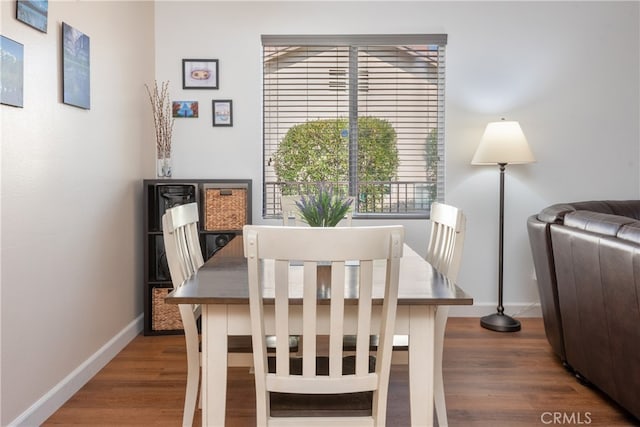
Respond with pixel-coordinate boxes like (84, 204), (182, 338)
(183, 59), (218, 89)
(0, 35), (24, 108)
(172, 101), (199, 118)
(62, 22), (90, 109)
(16, 0), (48, 33)
(212, 100), (232, 126)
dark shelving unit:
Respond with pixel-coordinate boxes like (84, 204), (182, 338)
(143, 179), (251, 335)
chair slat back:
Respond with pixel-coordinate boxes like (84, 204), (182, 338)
(162, 203), (204, 288)
(425, 202), (466, 282)
(244, 225), (404, 425)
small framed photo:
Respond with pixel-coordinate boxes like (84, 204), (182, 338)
(0, 35), (24, 108)
(16, 0), (48, 33)
(183, 59), (218, 89)
(172, 101), (198, 118)
(212, 100), (232, 127)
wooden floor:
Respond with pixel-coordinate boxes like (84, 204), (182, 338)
(43, 318), (639, 426)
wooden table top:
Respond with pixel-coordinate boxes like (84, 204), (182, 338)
(166, 235), (473, 306)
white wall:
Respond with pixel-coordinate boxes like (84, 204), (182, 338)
(155, 1), (640, 316)
(1, 1), (155, 425)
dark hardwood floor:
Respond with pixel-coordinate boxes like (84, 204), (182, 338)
(43, 318), (638, 426)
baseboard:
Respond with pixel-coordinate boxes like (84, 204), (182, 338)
(448, 302), (541, 318)
(8, 314), (144, 427)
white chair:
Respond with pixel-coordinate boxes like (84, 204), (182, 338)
(280, 194), (354, 226)
(244, 225), (404, 426)
(427, 202), (466, 427)
(162, 203), (204, 427)
(163, 204), (301, 426)
(342, 202), (466, 425)
(426, 202), (466, 282)
(280, 195), (304, 226)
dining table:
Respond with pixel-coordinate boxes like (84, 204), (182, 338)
(166, 234), (473, 426)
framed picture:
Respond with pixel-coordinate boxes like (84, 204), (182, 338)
(0, 35), (24, 108)
(62, 22), (90, 109)
(212, 100), (232, 126)
(16, 0), (48, 33)
(172, 101), (199, 118)
(183, 59), (218, 89)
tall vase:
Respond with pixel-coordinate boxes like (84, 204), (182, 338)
(162, 157), (172, 178)
(157, 157), (172, 178)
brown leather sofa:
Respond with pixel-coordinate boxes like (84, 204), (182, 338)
(527, 200), (640, 421)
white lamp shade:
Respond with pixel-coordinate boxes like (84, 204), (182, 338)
(471, 120), (536, 165)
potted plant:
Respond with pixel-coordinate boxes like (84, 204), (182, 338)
(295, 184), (353, 227)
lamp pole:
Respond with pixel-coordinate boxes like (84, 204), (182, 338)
(480, 162), (521, 332)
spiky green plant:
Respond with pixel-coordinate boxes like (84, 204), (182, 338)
(295, 184), (353, 227)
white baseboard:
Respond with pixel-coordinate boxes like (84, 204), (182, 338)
(9, 314), (144, 427)
(448, 302), (541, 318)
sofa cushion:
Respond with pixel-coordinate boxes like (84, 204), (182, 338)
(563, 211), (637, 237)
(617, 222), (640, 245)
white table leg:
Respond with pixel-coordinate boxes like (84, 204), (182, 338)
(409, 305), (436, 427)
(202, 304), (228, 427)
(434, 306), (450, 427)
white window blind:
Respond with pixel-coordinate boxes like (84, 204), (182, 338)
(262, 34), (446, 218)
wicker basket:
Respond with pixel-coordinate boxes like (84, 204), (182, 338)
(152, 287), (183, 331)
(204, 188), (247, 231)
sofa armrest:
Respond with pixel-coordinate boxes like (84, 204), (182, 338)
(537, 200), (640, 224)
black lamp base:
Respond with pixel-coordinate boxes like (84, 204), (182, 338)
(480, 313), (521, 332)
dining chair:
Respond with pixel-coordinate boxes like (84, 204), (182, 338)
(163, 204), (301, 426)
(426, 202), (466, 282)
(342, 202), (466, 425)
(427, 201), (466, 427)
(280, 194), (354, 226)
(280, 195), (304, 226)
(243, 225), (404, 426)
(162, 202), (204, 427)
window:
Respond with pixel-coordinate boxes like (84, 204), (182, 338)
(262, 34), (447, 218)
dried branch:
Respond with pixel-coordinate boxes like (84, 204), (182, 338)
(145, 80), (174, 159)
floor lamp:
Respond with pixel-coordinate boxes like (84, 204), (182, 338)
(472, 119), (535, 332)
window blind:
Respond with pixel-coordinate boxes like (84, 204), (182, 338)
(262, 34), (447, 218)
